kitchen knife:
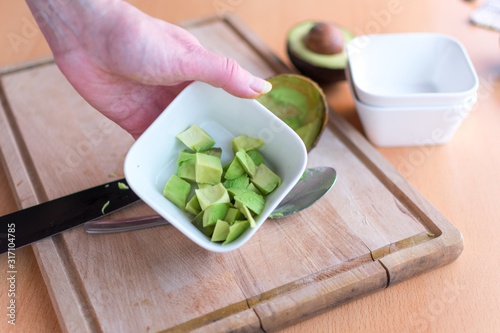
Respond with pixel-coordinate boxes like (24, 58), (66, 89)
(0, 178), (140, 254)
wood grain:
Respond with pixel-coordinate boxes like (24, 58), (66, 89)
(0, 15), (463, 332)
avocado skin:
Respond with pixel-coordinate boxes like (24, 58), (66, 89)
(287, 43), (346, 84)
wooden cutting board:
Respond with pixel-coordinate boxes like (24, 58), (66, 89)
(0, 15), (463, 333)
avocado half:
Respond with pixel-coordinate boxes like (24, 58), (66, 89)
(287, 21), (354, 84)
(257, 74), (328, 152)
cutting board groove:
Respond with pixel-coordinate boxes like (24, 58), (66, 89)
(0, 14), (463, 333)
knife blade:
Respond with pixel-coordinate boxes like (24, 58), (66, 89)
(0, 178), (140, 254)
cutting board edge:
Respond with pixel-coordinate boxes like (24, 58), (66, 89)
(0, 55), (54, 76)
(253, 260), (388, 331)
(161, 255), (386, 332)
(31, 236), (99, 333)
(380, 225), (464, 286)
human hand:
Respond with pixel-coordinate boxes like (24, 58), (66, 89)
(26, 0), (272, 139)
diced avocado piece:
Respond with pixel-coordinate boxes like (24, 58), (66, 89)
(228, 187), (265, 214)
(211, 220), (230, 242)
(176, 125), (215, 152)
(231, 135), (264, 153)
(222, 174), (249, 189)
(233, 192), (264, 215)
(246, 182), (262, 195)
(203, 203), (230, 227)
(235, 199), (256, 228)
(177, 149), (195, 164)
(235, 150), (256, 177)
(191, 211), (214, 237)
(203, 147), (222, 159)
(185, 194), (201, 216)
(251, 164), (281, 195)
(226, 187), (246, 201)
(195, 183), (230, 211)
(223, 220), (251, 245)
(224, 207), (244, 224)
(176, 154), (196, 182)
(246, 150), (265, 166)
(224, 158), (245, 179)
(197, 183), (212, 189)
(163, 174), (191, 210)
(195, 153), (222, 185)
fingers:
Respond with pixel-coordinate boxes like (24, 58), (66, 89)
(181, 46), (272, 99)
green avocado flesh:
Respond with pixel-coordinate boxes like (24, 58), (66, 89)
(257, 75), (327, 151)
(163, 174), (191, 210)
(287, 21), (354, 69)
(162, 125), (282, 245)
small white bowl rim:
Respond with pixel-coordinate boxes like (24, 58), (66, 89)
(347, 32), (479, 101)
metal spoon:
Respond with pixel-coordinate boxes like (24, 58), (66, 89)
(83, 167), (337, 234)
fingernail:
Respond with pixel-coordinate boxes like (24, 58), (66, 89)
(250, 78), (272, 95)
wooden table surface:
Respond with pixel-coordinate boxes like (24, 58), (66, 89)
(1, 0), (499, 332)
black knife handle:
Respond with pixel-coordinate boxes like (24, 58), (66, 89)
(0, 178), (140, 254)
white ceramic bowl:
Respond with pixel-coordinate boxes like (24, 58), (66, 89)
(346, 62), (477, 147)
(347, 33), (478, 107)
(124, 81), (308, 252)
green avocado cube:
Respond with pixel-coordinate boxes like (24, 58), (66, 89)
(224, 158), (245, 180)
(235, 199), (256, 228)
(177, 149), (195, 164)
(246, 150), (265, 166)
(231, 135), (264, 153)
(228, 187), (265, 215)
(163, 174), (191, 210)
(223, 220), (250, 245)
(203, 147), (222, 159)
(176, 153), (196, 182)
(203, 203), (230, 227)
(191, 211), (214, 237)
(176, 125), (215, 152)
(251, 163), (281, 195)
(185, 194), (201, 216)
(195, 153), (222, 185)
(235, 150), (256, 177)
(195, 183), (231, 211)
(222, 174), (249, 189)
(211, 220), (230, 242)
(246, 182), (262, 195)
(224, 207), (244, 224)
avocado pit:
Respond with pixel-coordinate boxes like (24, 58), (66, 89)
(287, 21), (354, 84)
(304, 22), (345, 55)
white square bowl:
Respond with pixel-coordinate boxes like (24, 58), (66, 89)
(346, 61), (477, 147)
(347, 33), (478, 107)
(124, 81), (308, 252)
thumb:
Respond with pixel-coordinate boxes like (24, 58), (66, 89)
(183, 47), (272, 99)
